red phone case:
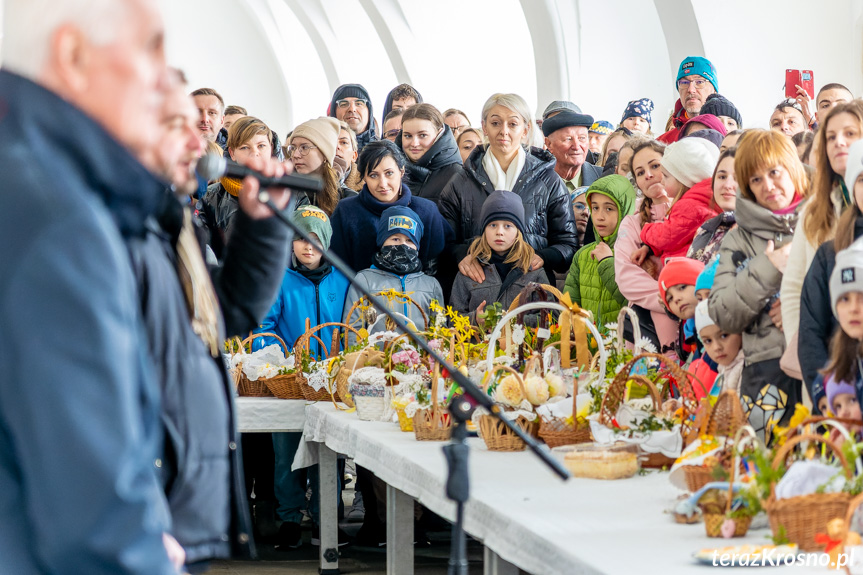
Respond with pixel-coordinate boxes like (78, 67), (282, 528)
(785, 69), (801, 99)
(786, 69), (815, 99)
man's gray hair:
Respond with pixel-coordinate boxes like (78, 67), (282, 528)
(2, 0), (130, 78)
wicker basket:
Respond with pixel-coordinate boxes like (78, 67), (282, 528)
(764, 433), (853, 551)
(353, 388), (391, 422)
(484, 287), (605, 381)
(335, 348), (385, 409)
(292, 320), (363, 402)
(598, 353), (698, 469)
(344, 291), (430, 334)
(478, 364), (540, 451)
(703, 446), (752, 538)
(538, 369), (591, 448)
(230, 333), (304, 398)
(683, 391), (746, 491)
(413, 361), (452, 441)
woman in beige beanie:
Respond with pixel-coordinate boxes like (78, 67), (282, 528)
(286, 116), (347, 215)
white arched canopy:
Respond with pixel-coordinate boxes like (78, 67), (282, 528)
(160, 0), (863, 135)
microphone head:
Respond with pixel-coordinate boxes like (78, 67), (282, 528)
(196, 153), (227, 181)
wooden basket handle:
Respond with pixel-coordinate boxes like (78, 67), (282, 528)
(706, 390), (745, 438)
(242, 332), (289, 356)
(482, 364), (526, 398)
(507, 283), (565, 310)
(295, 322), (361, 358)
(770, 433), (852, 478)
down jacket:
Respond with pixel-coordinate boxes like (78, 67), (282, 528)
(640, 178), (720, 260)
(708, 193), (800, 366)
(798, 212), (863, 411)
(329, 184), (453, 274)
(438, 145), (578, 274)
(450, 264), (548, 324)
(564, 175), (636, 327)
(397, 125), (463, 206)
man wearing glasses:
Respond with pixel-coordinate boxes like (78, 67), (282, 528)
(659, 56), (719, 144)
(328, 83), (377, 151)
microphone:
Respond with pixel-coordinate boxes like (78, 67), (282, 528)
(196, 154), (323, 193)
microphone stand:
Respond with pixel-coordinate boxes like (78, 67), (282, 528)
(256, 190), (569, 575)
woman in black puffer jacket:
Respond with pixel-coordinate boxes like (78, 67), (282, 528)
(438, 93), (577, 289)
(396, 103), (463, 206)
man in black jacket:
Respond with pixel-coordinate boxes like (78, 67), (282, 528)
(137, 69), (292, 571)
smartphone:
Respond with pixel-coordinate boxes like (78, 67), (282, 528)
(785, 69), (815, 99)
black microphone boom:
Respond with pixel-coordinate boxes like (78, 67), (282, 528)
(196, 154), (323, 193)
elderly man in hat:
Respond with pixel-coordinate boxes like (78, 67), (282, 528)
(543, 109), (603, 189)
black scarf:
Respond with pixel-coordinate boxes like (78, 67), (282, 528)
(294, 259), (332, 285)
(373, 244), (422, 275)
(489, 252), (515, 283)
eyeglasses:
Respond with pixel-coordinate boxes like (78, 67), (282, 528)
(385, 129), (401, 139)
(336, 98), (368, 109)
(286, 143), (318, 157)
(677, 78), (711, 91)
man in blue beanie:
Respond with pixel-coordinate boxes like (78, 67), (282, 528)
(659, 56), (719, 144)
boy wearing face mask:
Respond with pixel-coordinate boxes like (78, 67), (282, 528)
(344, 206), (443, 333)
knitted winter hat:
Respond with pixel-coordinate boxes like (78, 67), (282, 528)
(289, 117), (340, 165)
(480, 190), (526, 235)
(541, 110), (595, 137)
(676, 56), (719, 92)
(695, 255), (720, 292)
(376, 206), (423, 248)
(658, 258), (706, 311)
(830, 235), (863, 317)
(700, 94), (742, 128)
(662, 138), (720, 188)
(331, 84), (369, 103)
(694, 300), (716, 339)
(844, 139), (863, 201)
(542, 100), (582, 120)
(826, 374), (857, 414)
(589, 120), (614, 135)
(683, 114), (728, 136)
(289, 206), (333, 251)
(620, 98), (655, 125)
(684, 129), (724, 149)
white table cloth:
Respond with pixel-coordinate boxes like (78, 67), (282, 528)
(235, 397), (307, 433)
(302, 402), (834, 575)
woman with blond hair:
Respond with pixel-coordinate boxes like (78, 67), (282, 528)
(709, 130), (809, 440)
(438, 93), (576, 286)
(779, 101), (863, 379)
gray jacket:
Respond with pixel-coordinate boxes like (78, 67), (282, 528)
(344, 268), (443, 334)
(0, 70), (175, 574)
(708, 194), (799, 365)
(450, 264), (549, 324)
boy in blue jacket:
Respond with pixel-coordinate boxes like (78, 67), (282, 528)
(253, 206), (349, 549)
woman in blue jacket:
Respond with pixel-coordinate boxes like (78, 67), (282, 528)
(253, 206), (349, 549)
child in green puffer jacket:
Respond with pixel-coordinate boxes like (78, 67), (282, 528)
(564, 174), (636, 328)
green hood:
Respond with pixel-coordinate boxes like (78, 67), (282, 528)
(585, 174), (636, 246)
